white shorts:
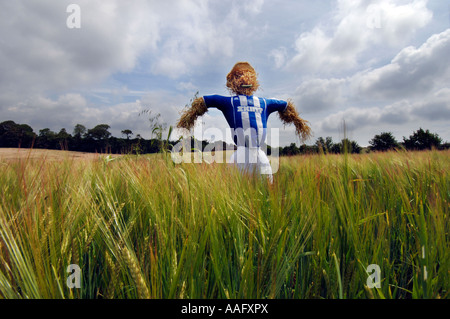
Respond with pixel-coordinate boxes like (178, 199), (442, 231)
(228, 146), (273, 182)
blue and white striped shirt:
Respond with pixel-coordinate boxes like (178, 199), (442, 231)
(203, 95), (288, 148)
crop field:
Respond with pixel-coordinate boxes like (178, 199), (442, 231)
(0, 148), (448, 299)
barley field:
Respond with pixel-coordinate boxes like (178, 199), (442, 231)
(0, 148), (448, 299)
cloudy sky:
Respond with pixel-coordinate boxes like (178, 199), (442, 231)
(0, 0), (449, 147)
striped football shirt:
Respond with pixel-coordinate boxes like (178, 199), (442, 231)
(203, 95), (288, 148)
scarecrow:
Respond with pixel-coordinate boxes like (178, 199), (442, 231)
(176, 61), (311, 180)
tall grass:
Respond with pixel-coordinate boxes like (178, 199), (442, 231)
(0, 150), (448, 299)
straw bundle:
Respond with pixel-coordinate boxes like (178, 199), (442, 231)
(278, 99), (312, 142)
(176, 97), (208, 131)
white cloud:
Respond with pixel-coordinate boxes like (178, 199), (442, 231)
(149, 1), (236, 78)
(242, 0), (265, 15)
(176, 81), (198, 93)
(356, 28), (450, 99)
(269, 47), (288, 69)
(284, 0), (432, 74)
(151, 57), (188, 79)
(376, 0), (432, 44)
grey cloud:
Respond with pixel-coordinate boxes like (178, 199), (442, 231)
(3, 91), (184, 140)
(357, 28), (450, 99)
(413, 101), (450, 121)
(293, 78), (347, 113)
(2, 93), (90, 133)
(0, 0), (159, 100)
(319, 89), (449, 135)
(319, 108), (376, 133)
(319, 101), (413, 133)
(378, 101), (413, 124)
(411, 88), (450, 121)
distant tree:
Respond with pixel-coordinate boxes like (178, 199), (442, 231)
(334, 138), (362, 154)
(36, 128), (58, 149)
(86, 124), (111, 152)
(87, 124), (111, 141)
(73, 124), (87, 138)
(349, 139), (362, 154)
(57, 128), (72, 150)
(57, 128), (70, 138)
(299, 144), (316, 154)
(369, 132), (399, 152)
(0, 120), (36, 148)
(0, 120), (15, 136)
(330, 143), (341, 154)
(18, 124), (35, 148)
(121, 129), (133, 140)
(403, 128), (442, 150)
(283, 143), (300, 156)
(440, 142), (450, 150)
(72, 124), (86, 151)
(315, 136), (334, 154)
(265, 143), (272, 156)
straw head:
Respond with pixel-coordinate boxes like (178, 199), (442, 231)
(226, 62), (259, 96)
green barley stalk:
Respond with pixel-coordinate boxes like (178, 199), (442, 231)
(0, 150), (448, 299)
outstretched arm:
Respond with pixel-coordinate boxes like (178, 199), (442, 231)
(278, 99), (312, 142)
(176, 97), (208, 131)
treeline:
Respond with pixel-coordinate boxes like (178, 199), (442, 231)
(1, 120), (448, 155)
(0, 120), (174, 154)
(275, 129), (448, 156)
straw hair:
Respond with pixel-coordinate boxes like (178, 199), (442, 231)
(176, 97), (208, 131)
(228, 62), (255, 75)
(226, 62), (259, 96)
(278, 99), (312, 142)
